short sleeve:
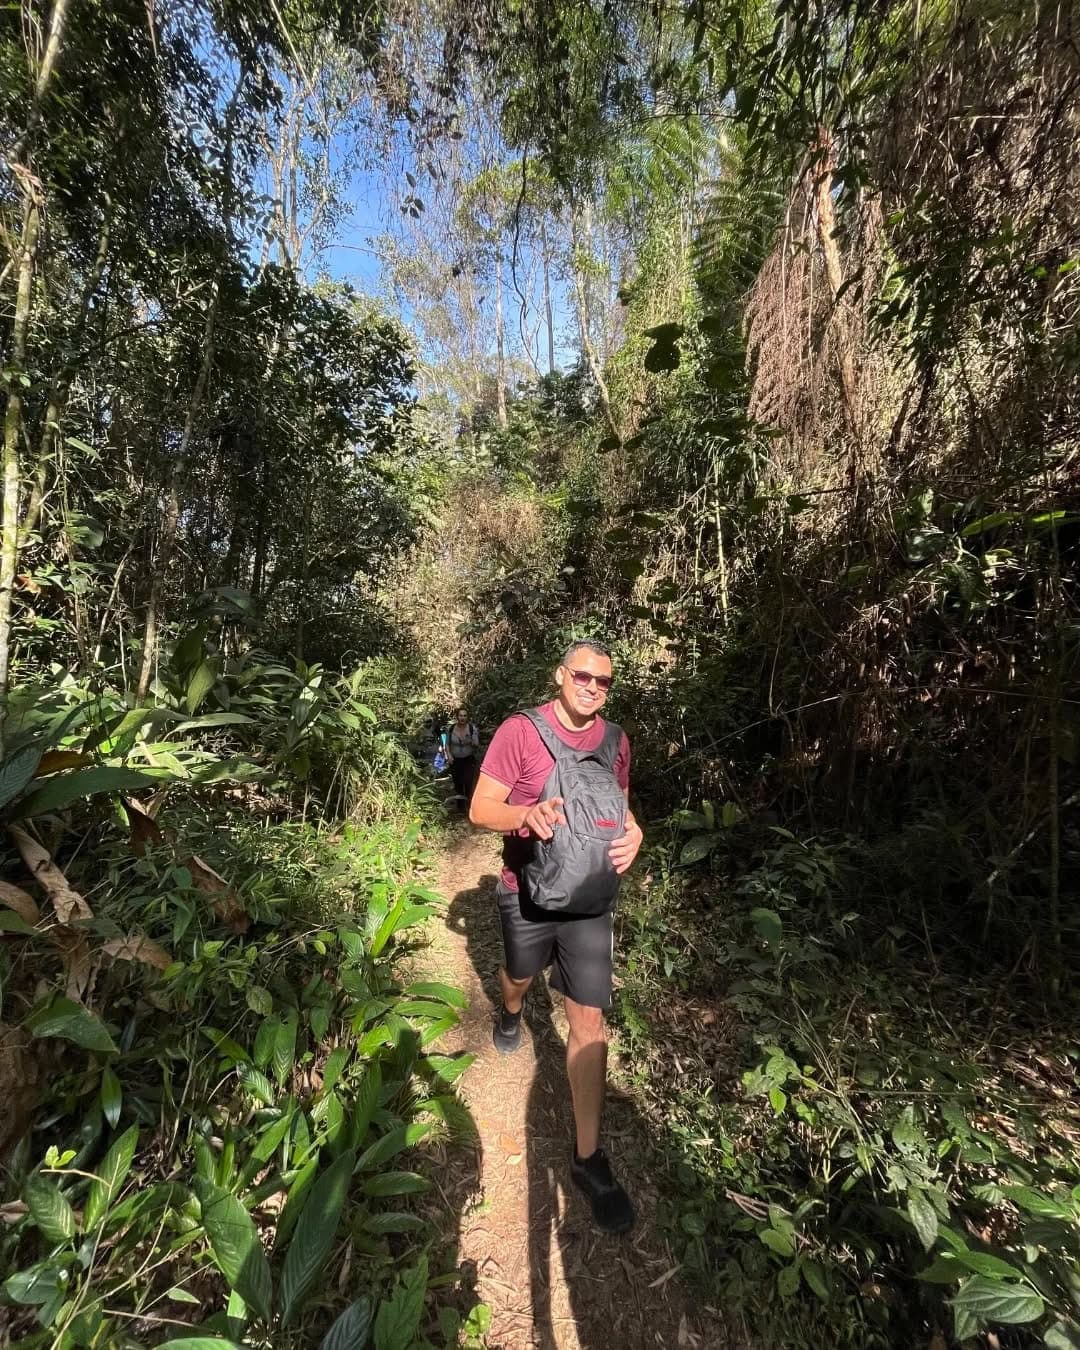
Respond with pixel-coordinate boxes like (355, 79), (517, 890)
(480, 715), (528, 790)
(614, 732), (631, 790)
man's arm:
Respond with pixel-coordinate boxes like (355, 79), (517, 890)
(469, 772), (566, 839)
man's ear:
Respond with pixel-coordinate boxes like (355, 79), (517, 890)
(554, 666), (564, 688)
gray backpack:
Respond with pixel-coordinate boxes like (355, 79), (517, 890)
(520, 709), (627, 917)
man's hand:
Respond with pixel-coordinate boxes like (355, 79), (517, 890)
(523, 796), (565, 840)
(609, 816), (643, 875)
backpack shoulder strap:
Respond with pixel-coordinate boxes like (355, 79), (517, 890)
(598, 720), (623, 770)
(521, 708), (575, 763)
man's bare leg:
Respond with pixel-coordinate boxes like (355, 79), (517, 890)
(499, 967), (533, 1013)
(564, 996), (607, 1157)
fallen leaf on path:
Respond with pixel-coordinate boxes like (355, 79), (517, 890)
(506, 1153), (522, 1165)
(498, 1132), (521, 1154)
(0, 880), (40, 925)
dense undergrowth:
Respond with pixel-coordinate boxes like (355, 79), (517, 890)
(612, 820), (1079, 1349)
(0, 645), (477, 1348)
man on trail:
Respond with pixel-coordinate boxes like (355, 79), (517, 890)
(469, 640), (643, 1233)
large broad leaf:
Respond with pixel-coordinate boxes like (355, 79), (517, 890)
(279, 1148), (356, 1325)
(907, 1189), (938, 1252)
(403, 981), (467, 1010)
(26, 996), (118, 1054)
(16, 766), (166, 817)
(948, 1274), (1044, 1324)
(185, 660), (217, 714)
(362, 1171), (430, 1198)
(347, 1062), (381, 1151)
(679, 834), (717, 865)
(272, 1009), (299, 1086)
(373, 1256), (428, 1350)
(24, 1174), (77, 1244)
(356, 1123), (431, 1173)
(85, 1125), (139, 1230)
(749, 907), (783, 946)
(160, 1340), (246, 1349)
(320, 1296), (374, 1350)
(192, 1178), (272, 1322)
(0, 743), (43, 810)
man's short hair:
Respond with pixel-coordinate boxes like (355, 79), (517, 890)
(560, 638), (612, 667)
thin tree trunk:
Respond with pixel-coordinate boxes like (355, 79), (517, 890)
(0, 203), (40, 752)
(494, 251), (508, 428)
(541, 215), (555, 375)
(570, 199), (617, 439)
(9, 0), (74, 167)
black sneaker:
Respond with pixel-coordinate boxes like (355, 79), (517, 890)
(570, 1148), (635, 1234)
(492, 1005), (523, 1055)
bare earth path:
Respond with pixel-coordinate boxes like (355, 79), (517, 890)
(420, 825), (730, 1350)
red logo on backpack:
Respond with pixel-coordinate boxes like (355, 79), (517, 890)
(595, 818), (618, 828)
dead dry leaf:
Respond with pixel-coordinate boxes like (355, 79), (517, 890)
(0, 880), (40, 925)
(126, 799), (164, 857)
(185, 854), (249, 933)
(498, 1132), (521, 1154)
(649, 1264), (682, 1290)
(8, 824), (93, 923)
(103, 933), (173, 970)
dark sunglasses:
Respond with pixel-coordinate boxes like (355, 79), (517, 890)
(568, 668), (613, 691)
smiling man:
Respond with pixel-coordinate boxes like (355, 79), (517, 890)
(469, 639), (644, 1233)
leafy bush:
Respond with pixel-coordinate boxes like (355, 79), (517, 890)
(613, 819), (1080, 1349)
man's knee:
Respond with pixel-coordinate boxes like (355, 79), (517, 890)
(565, 998), (607, 1045)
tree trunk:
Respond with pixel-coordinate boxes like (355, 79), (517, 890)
(0, 203), (40, 752)
(812, 127), (861, 457)
(570, 198), (617, 439)
(541, 215), (556, 376)
(494, 250), (508, 428)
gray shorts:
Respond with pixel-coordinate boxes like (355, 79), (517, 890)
(497, 882), (615, 1010)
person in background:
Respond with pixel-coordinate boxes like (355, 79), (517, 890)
(446, 707), (480, 804)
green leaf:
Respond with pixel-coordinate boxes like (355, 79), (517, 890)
(749, 907), (783, 945)
(100, 1065), (122, 1128)
(172, 713), (255, 734)
(320, 1044), (351, 1096)
(954, 1250), (1024, 1281)
(357, 1122), (431, 1173)
(0, 909), (39, 935)
(253, 1018), (276, 1069)
(348, 1062), (381, 1150)
(159, 1340), (246, 1349)
(404, 981), (467, 1009)
(24, 1173), (77, 1244)
(85, 1125), (139, 1230)
(272, 1009), (298, 1086)
(26, 997), (118, 1054)
(1003, 1186), (1073, 1221)
(16, 766), (165, 817)
(320, 1296), (374, 1350)
(239, 1064), (275, 1107)
(917, 1253), (965, 1283)
(769, 1086), (787, 1115)
(280, 1148), (356, 1325)
(185, 660), (217, 714)
(1044, 1320), (1080, 1349)
(374, 1255), (428, 1350)
(245, 985), (273, 1016)
(949, 1274), (1044, 1324)
(193, 1178), (272, 1323)
(679, 834), (717, 865)
(0, 743), (43, 810)
(801, 1259), (831, 1303)
(363, 1211), (425, 1234)
(777, 1262), (800, 1297)
(760, 1227), (794, 1258)
(362, 1171), (430, 1198)
(420, 1052), (474, 1085)
(907, 1189), (938, 1252)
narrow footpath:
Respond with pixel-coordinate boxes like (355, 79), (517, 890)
(420, 825), (730, 1350)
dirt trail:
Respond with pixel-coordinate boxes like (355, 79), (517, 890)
(421, 825), (729, 1350)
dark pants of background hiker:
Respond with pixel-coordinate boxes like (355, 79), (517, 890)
(450, 754), (476, 803)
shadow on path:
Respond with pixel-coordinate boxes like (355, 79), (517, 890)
(443, 851), (724, 1350)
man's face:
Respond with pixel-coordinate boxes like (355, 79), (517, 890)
(556, 647), (613, 720)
